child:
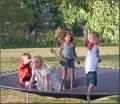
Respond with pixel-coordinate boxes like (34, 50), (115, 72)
(56, 29), (80, 91)
(82, 26), (101, 93)
(18, 53), (32, 87)
(28, 56), (61, 91)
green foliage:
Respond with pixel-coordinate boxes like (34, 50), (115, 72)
(59, 0), (91, 36)
(39, 31), (58, 47)
(59, 0), (119, 43)
(74, 37), (84, 47)
(86, 0), (119, 43)
(0, 0), (119, 49)
(0, 33), (37, 48)
(0, 0), (34, 34)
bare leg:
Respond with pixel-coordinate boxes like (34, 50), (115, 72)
(70, 67), (74, 91)
(87, 84), (94, 93)
(87, 84), (94, 104)
(61, 68), (67, 91)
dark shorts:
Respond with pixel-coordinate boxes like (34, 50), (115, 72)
(66, 58), (74, 69)
(86, 71), (97, 86)
(59, 58), (75, 69)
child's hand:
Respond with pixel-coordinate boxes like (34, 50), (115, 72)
(28, 82), (32, 89)
(76, 60), (80, 65)
(82, 26), (88, 33)
(63, 57), (67, 63)
(23, 58), (32, 65)
(98, 58), (102, 63)
(82, 26), (85, 31)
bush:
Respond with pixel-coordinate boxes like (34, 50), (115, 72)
(0, 31), (118, 49)
(59, 0), (119, 44)
(74, 37), (84, 47)
(39, 31), (59, 47)
(0, 34), (38, 48)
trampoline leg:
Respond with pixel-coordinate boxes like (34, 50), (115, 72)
(87, 93), (90, 104)
(27, 93), (29, 104)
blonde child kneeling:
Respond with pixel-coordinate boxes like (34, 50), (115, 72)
(26, 56), (61, 91)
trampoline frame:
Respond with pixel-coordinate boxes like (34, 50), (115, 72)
(0, 66), (119, 104)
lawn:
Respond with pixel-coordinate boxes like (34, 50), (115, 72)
(0, 46), (119, 103)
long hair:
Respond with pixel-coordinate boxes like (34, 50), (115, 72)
(55, 28), (73, 44)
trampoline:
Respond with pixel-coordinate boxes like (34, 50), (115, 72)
(0, 67), (119, 103)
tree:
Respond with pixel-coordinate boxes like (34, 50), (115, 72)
(59, 0), (119, 43)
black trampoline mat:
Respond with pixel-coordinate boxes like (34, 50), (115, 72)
(0, 67), (119, 100)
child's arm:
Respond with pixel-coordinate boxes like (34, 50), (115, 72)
(97, 48), (102, 63)
(59, 44), (64, 58)
(44, 74), (49, 90)
(96, 48), (100, 57)
(59, 44), (67, 63)
(82, 26), (95, 50)
(24, 59), (32, 65)
(73, 44), (80, 64)
(29, 74), (35, 89)
(82, 26), (89, 47)
(59, 44), (67, 62)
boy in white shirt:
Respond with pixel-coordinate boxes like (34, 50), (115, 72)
(83, 26), (101, 93)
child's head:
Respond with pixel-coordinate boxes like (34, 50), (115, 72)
(55, 28), (73, 44)
(31, 56), (44, 69)
(90, 31), (100, 44)
(64, 31), (73, 43)
(21, 53), (31, 62)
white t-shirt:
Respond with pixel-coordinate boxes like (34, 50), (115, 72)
(32, 66), (50, 90)
(85, 44), (99, 74)
(32, 66), (61, 91)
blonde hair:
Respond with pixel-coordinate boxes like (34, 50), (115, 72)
(55, 28), (66, 44)
(32, 56), (43, 64)
(90, 31), (100, 38)
(32, 56), (47, 68)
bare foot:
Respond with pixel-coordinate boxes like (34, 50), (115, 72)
(63, 86), (65, 91)
(60, 86), (65, 91)
(70, 88), (73, 92)
(16, 83), (25, 88)
(70, 85), (74, 91)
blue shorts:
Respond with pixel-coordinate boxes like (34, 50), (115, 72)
(65, 58), (75, 69)
(86, 71), (97, 86)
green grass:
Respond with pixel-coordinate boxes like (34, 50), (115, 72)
(1, 46), (119, 103)
(1, 54), (119, 73)
(1, 89), (119, 103)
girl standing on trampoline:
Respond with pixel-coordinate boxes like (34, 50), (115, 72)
(28, 56), (61, 91)
(82, 26), (101, 93)
(55, 28), (80, 91)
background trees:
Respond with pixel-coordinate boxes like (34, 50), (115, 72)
(0, 0), (119, 48)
